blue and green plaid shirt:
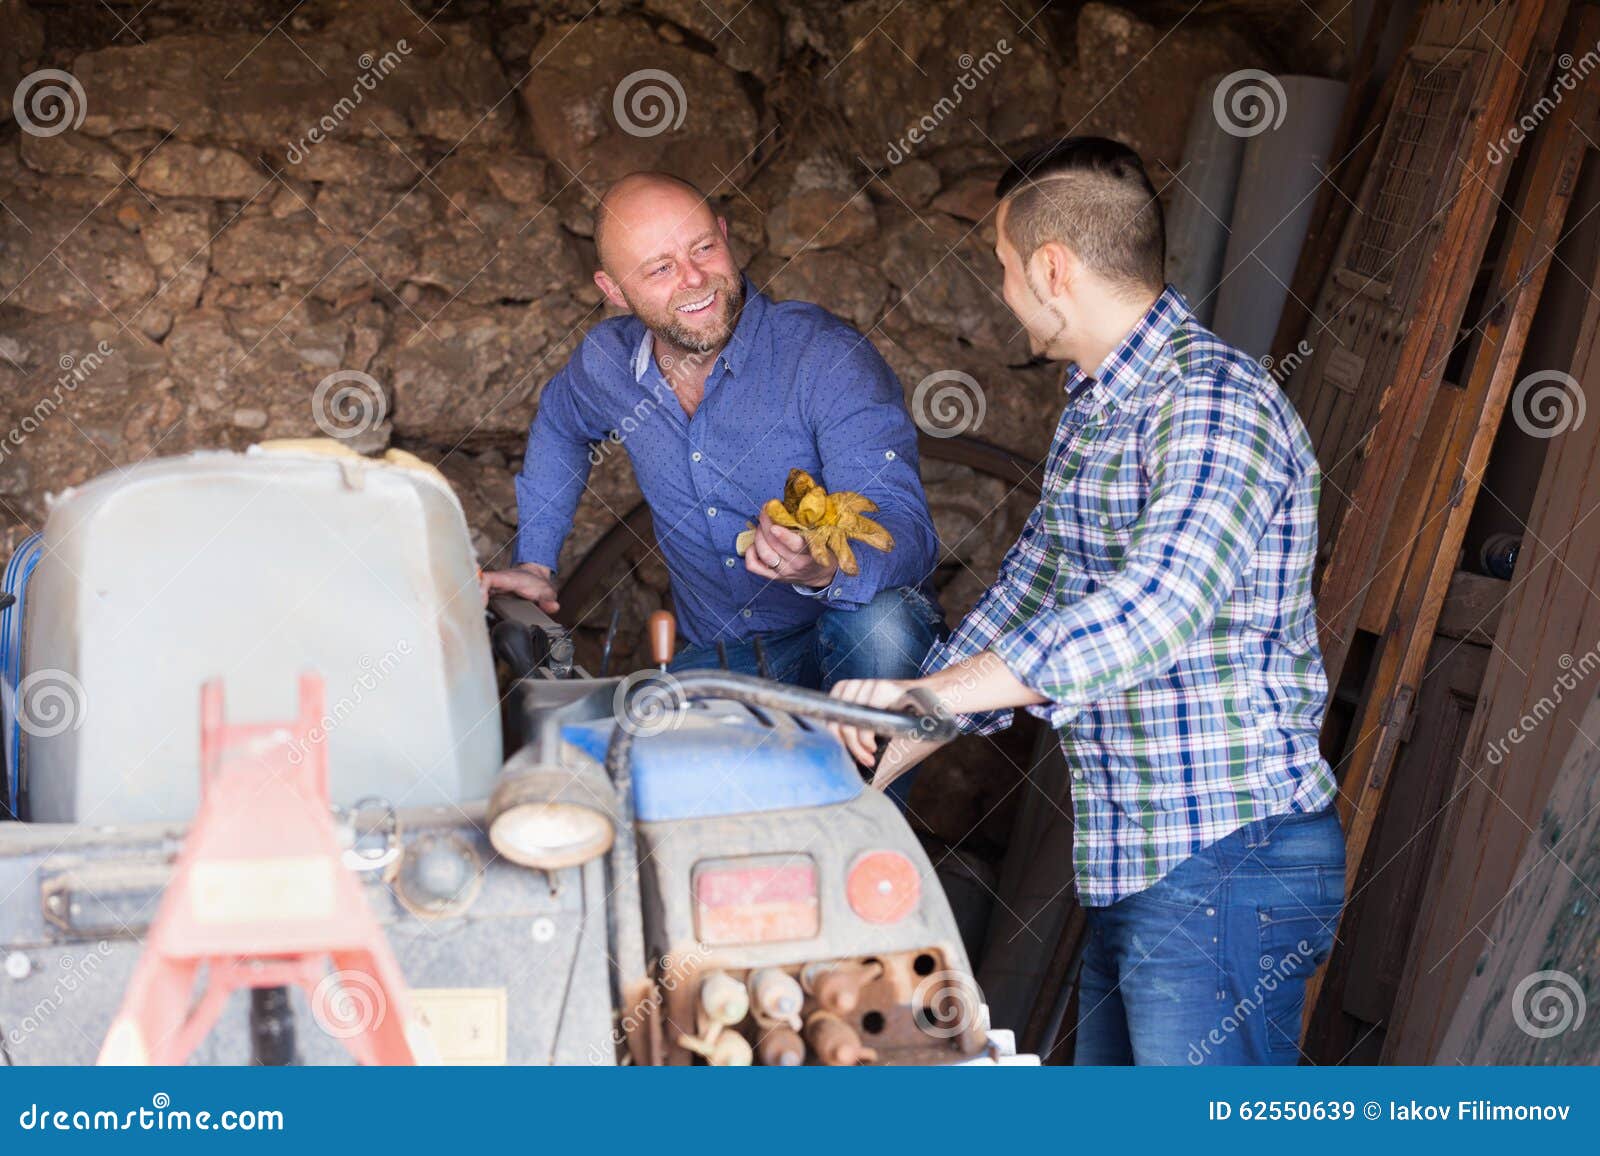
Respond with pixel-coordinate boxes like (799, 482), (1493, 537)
(923, 286), (1337, 907)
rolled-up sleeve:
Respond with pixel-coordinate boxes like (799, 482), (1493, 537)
(990, 386), (1289, 728)
(805, 333), (938, 607)
(514, 358), (605, 570)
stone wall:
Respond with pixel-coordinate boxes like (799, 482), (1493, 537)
(1, 0), (1345, 837)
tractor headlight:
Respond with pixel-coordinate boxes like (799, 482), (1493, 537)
(487, 760), (618, 870)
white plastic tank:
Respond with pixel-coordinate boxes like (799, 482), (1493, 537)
(18, 444), (501, 823)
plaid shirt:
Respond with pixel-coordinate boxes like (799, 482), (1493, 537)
(922, 286), (1337, 906)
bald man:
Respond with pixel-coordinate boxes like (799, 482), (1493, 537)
(482, 173), (942, 747)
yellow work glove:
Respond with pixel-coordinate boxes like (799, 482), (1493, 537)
(734, 469), (895, 577)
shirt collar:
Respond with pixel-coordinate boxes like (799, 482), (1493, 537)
(1062, 284), (1191, 411)
(631, 276), (767, 383)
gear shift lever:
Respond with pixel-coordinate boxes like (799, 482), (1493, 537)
(649, 610), (676, 671)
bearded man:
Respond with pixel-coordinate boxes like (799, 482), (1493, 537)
(482, 172), (943, 745)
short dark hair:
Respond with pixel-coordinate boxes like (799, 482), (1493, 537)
(994, 137), (1165, 295)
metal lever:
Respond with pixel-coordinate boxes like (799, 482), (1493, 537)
(662, 670), (960, 744)
(599, 606), (621, 676)
(648, 610), (676, 670)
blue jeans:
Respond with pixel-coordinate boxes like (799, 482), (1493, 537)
(1074, 807), (1345, 1066)
(669, 585), (947, 804)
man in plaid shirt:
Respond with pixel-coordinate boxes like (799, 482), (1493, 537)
(830, 138), (1345, 1065)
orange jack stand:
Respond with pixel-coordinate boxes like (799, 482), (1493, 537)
(98, 674), (428, 1065)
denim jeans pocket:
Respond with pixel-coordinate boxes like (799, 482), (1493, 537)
(1234, 809), (1346, 890)
(1256, 900), (1342, 1055)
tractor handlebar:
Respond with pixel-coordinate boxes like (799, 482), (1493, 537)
(657, 670), (961, 745)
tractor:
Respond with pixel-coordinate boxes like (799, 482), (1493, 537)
(0, 442), (1030, 1066)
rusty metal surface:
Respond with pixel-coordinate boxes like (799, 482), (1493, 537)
(632, 783), (986, 1066)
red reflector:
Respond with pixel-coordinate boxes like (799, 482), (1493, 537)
(693, 856), (819, 945)
(846, 850), (920, 924)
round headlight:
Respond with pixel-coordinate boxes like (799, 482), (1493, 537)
(486, 759), (620, 871)
(489, 800), (614, 870)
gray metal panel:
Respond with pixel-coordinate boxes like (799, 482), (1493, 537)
(0, 810), (616, 1065)
(1165, 76), (1247, 327)
(20, 449), (501, 823)
(1212, 76), (1350, 358)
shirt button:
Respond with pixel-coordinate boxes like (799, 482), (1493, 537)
(1071, 768), (1083, 781)
(707, 506), (717, 517)
(884, 450), (896, 461)
(741, 609), (752, 618)
(1098, 515), (1109, 526)
(724, 557), (736, 568)
(691, 451), (703, 462)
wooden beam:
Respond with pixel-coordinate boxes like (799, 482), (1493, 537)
(1383, 162), (1600, 1063)
(1306, 637), (1492, 1061)
(1433, 687), (1600, 1062)
(1301, 0), (1599, 1037)
(1355, 383), (1465, 638)
(1315, 2), (1568, 683)
(1433, 570), (1509, 645)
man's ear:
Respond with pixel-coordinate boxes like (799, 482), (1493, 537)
(717, 216), (730, 241)
(1035, 241), (1079, 300)
(593, 269), (628, 311)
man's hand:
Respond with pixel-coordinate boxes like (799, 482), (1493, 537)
(480, 562), (559, 614)
(744, 508), (838, 587)
(827, 677), (951, 793)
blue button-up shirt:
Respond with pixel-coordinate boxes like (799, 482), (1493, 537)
(515, 282), (938, 648)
